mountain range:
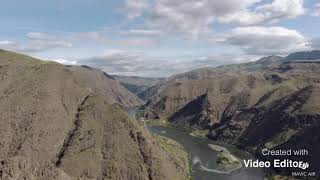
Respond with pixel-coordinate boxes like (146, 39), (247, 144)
(125, 51), (320, 175)
(1, 48), (320, 178)
(111, 75), (165, 101)
(0, 50), (190, 180)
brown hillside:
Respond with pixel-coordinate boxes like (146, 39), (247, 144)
(0, 50), (189, 180)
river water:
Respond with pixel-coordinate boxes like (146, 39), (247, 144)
(148, 126), (266, 180)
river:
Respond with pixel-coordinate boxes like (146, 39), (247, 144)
(148, 126), (266, 180)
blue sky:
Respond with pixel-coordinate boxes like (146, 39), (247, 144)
(0, 0), (320, 77)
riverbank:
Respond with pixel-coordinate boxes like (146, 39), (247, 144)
(148, 126), (265, 180)
(208, 144), (242, 173)
(190, 129), (209, 138)
(153, 134), (193, 180)
(148, 126), (266, 179)
(145, 120), (244, 173)
(145, 119), (209, 138)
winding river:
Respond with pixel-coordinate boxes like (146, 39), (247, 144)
(148, 126), (266, 180)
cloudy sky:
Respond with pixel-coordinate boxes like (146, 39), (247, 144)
(0, 0), (320, 77)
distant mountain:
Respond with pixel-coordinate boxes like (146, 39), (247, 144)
(255, 55), (284, 66)
(112, 75), (165, 100)
(140, 51), (320, 128)
(286, 50), (320, 61)
(138, 56), (288, 101)
(0, 50), (190, 180)
(139, 51), (320, 175)
(139, 51), (320, 103)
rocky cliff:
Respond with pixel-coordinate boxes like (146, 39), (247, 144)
(139, 51), (320, 175)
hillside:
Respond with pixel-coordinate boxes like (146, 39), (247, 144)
(139, 50), (320, 175)
(140, 51), (320, 121)
(210, 84), (320, 173)
(0, 50), (190, 180)
(286, 50), (320, 61)
(138, 55), (285, 101)
(112, 75), (165, 100)
(139, 55), (291, 120)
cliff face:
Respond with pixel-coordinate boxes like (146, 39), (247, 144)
(211, 85), (320, 144)
(210, 85), (320, 173)
(168, 91), (221, 129)
(0, 50), (189, 180)
(141, 73), (286, 125)
(140, 53), (320, 128)
(139, 51), (320, 174)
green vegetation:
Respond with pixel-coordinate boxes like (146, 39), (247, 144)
(145, 118), (169, 126)
(217, 153), (231, 164)
(188, 154), (195, 180)
(264, 129), (297, 149)
(215, 151), (242, 172)
(190, 129), (209, 138)
(135, 108), (145, 118)
(217, 152), (240, 165)
(208, 144), (242, 172)
(146, 119), (208, 139)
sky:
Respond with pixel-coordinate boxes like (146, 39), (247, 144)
(0, 0), (320, 77)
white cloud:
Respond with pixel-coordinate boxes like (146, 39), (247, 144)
(221, 0), (305, 25)
(311, 3), (320, 16)
(0, 40), (15, 45)
(149, 0), (223, 39)
(73, 29), (160, 47)
(0, 28), (161, 53)
(223, 26), (309, 55)
(258, 0), (305, 18)
(27, 32), (57, 40)
(73, 31), (108, 42)
(124, 29), (164, 36)
(77, 50), (244, 77)
(123, 0), (150, 19)
(114, 37), (159, 47)
(0, 41), (19, 51)
(54, 58), (77, 65)
(0, 32), (72, 52)
(124, 0), (305, 39)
